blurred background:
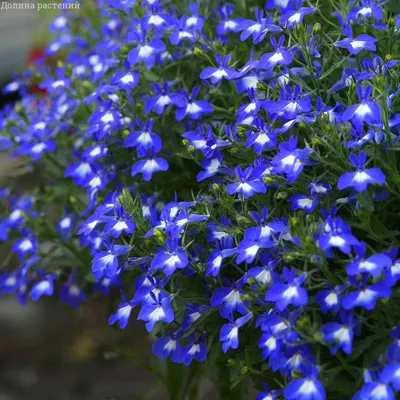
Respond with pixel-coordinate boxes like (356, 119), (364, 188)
(0, 2), (158, 400)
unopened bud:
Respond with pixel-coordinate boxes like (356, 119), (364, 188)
(313, 23), (321, 33)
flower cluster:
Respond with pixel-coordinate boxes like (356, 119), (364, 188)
(2, 0), (400, 398)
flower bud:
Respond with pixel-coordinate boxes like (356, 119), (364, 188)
(313, 23), (321, 33)
(212, 183), (220, 191)
(188, 145), (195, 152)
(275, 191), (288, 200)
(311, 137), (321, 146)
(241, 367), (249, 375)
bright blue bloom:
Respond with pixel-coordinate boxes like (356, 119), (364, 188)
(280, 1), (315, 29)
(180, 334), (207, 365)
(246, 254), (279, 286)
(210, 281), (248, 318)
(266, 267), (308, 311)
(128, 27), (166, 68)
(346, 242), (392, 277)
(338, 152), (385, 192)
(266, 85), (312, 119)
(284, 364), (325, 400)
(150, 237), (188, 276)
(175, 87), (213, 121)
(152, 330), (183, 363)
(343, 275), (391, 310)
(144, 82), (185, 115)
(220, 312), (252, 353)
(236, 227), (276, 264)
(387, 327), (400, 362)
(137, 292), (174, 332)
(315, 284), (342, 313)
(271, 136), (313, 182)
(347, 0), (383, 23)
(110, 60), (140, 90)
(91, 237), (130, 279)
(30, 274), (55, 301)
(200, 53), (236, 84)
(245, 118), (277, 153)
(206, 236), (237, 277)
(131, 152), (169, 181)
(124, 119), (162, 155)
(318, 213), (361, 255)
(12, 230), (36, 258)
(109, 293), (135, 329)
(322, 311), (357, 355)
(259, 36), (293, 71)
(101, 203), (136, 238)
(226, 165), (266, 198)
(288, 193), (318, 213)
(342, 85), (381, 127)
(181, 303), (210, 330)
(186, 3), (205, 31)
(144, 5), (172, 31)
(216, 4), (242, 36)
(170, 16), (197, 45)
(334, 24), (377, 55)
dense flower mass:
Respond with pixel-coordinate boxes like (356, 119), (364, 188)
(1, 0), (400, 398)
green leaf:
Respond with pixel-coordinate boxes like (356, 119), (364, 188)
(385, 0), (400, 12)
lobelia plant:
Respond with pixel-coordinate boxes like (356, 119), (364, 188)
(2, 0), (400, 399)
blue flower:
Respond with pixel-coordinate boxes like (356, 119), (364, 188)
(180, 334), (207, 365)
(137, 292), (174, 332)
(124, 119), (162, 155)
(284, 364), (325, 400)
(338, 152), (385, 192)
(153, 330), (183, 363)
(181, 303), (210, 331)
(30, 273), (55, 301)
(343, 275), (391, 310)
(220, 312), (252, 353)
(271, 136), (313, 182)
(151, 237), (188, 276)
(342, 85), (381, 128)
(200, 53), (236, 83)
(210, 281), (248, 318)
(206, 236), (237, 277)
(131, 152), (169, 181)
(280, 1), (315, 29)
(266, 267), (308, 311)
(322, 311), (357, 355)
(346, 242), (392, 277)
(236, 227), (276, 264)
(109, 292), (136, 329)
(347, 0), (383, 23)
(12, 230), (36, 259)
(110, 60), (140, 90)
(175, 87), (213, 121)
(288, 193), (318, 213)
(334, 24), (377, 55)
(245, 118), (277, 153)
(59, 280), (87, 308)
(144, 82), (185, 115)
(91, 237), (130, 279)
(315, 284), (343, 313)
(317, 211), (361, 255)
(128, 27), (166, 68)
(226, 165), (266, 198)
(101, 203), (136, 238)
(259, 36), (293, 71)
(170, 16), (197, 45)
